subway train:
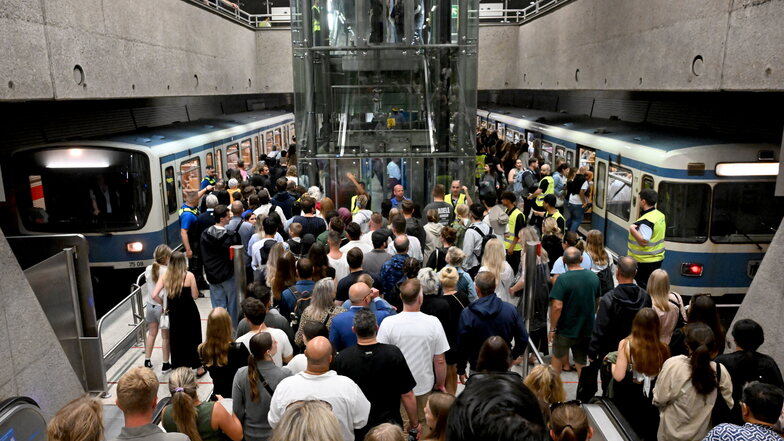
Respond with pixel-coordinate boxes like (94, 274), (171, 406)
(5, 110), (295, 312)
(478, 107), (782, 302)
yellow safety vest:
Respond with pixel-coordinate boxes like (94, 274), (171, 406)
(350, 195), (359, 214)
(178, 205), (199, 218)
(475, 155), (485, 179)
(544, 210), (565, 229)
(445, 193), (466, 208)
(312, 5), (321, 32)
(504, 208), (524, 251)
(535, 175), (555, 208)
(201, 175), (216, 187)
(628, 208), (666, 263)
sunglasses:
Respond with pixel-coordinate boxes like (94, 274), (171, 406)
(550, 400), (581, 411)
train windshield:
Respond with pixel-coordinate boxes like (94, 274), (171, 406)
(711, 182), (782, 244)
(658, 182), (710, 243)
(13, 147), (153, 233)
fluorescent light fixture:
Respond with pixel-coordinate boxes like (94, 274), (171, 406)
(42, 148), (112, 169)
(68, 148), (83, 157)
(715, 162), (779, 177)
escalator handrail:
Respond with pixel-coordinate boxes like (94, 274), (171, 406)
(587, 397), (641, 441)
(0, 397), (40, 415)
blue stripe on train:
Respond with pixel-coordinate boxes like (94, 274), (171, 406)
(592, 213), (763, 288)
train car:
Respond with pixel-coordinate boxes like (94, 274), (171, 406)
(478, 107), (782, 302)
(5, 110), (295, 313)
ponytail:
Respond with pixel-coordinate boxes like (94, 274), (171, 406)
(168, 368), (201, 441)
(550, 404), (590, 441)
(575, 239), (585, 252)
(151, 262), (161, 284)
(247, 354), (261, 402)
(151, 244), (171, 283)
(685, 323), (718, 395)
(555, 425), (579, 441)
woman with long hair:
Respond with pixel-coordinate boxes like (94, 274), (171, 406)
(524, 365), (566, 405)
(152, 251), (203, 374)
(451, 204), (470, 248)
(47, 396), (103, 441)
(478, 238), (515, 304)
(285, 165), (298, 185)
(307, 242), (331, 281)
(646, 269), (686, 344)
(509, 226), (550, 360)
(319, 197), (335, 218)
(294, 278), (345, 347)
(611, 308), (671, 440)
(163, 368), (243, 441)
(687, 294), (726, 355)
(422, 392), (455, 441)
(584, 230), (610, 273)
(264, 243), (287, 290)
(232, 332), (292, 441)
(143, 244), (172, 370)
(199, 308), (249, 399)
(269, 252), (297, 305)
(268, 400), (343, 441)
(653, 323), (733, 441)
(550, 403), (593, 441)
(437, 266), (469, 395)
(541, 217), (563, 271)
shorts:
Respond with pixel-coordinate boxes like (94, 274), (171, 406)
(552, 334), (590, 365)
(144, 302), (163, 323)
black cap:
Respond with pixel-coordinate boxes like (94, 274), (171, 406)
(470, 203), (486, 220)
(372, 229), (390, 249)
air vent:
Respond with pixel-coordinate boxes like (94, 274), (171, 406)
(758, 150), (775, 161)
(687, 163), (705, 176)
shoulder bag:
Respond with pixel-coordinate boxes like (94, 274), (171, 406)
(160, 293), (170, 330)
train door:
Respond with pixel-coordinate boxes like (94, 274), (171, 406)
(604, 160), (635, 255)
(590, 157), (608, 235)
(161, 163), (180, 249)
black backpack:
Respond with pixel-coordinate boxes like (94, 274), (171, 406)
(467, 224), (496, 264)
(289, 286), (313, 328)
(597, 265), (615, 296)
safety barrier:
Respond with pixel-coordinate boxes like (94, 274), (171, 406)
(96, 272), (146, 375)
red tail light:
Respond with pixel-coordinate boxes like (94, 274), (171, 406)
(681, 262), (704, 277)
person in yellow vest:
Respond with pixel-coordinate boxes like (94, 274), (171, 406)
(500, 191), (525, 276)
(530, 163), (554, 230)
(311, 0), (322, 45)
(445, 180), (473, 213)
(475, 145), (487, 187)
(628, 189), (666, 289)
(541, 194), (566, 233)
(346, 172), (370, 214)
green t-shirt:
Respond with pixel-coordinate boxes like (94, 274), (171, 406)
(549, 268), (600, 339)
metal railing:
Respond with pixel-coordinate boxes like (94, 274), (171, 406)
(97, 272), (146, 374)
(187, 0), (575, 28)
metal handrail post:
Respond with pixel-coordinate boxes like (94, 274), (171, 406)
(521, 240), (540, 378)
(232, 245), (247, 323)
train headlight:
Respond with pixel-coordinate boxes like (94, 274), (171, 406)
(126, 242), (144, 253)
(681, 262), (704, 277)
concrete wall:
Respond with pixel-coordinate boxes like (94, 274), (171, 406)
(0, 231), (85, 419)
(481, 0), (784, 91)
(478, 26), (520, 90)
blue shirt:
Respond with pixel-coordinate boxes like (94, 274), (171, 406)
(329, 305), (394, 351)
(703, 423), (782, 441)
(390, 196), (409, 209)
(179, 204), (198, 230)
(280, 280), (316, 318)
(550, 252), (593, 275)
(553, 171), (565, 195)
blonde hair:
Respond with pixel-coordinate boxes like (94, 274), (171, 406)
(165, 251), (187, 300)
(417, 268), (440, 295)
(287, 165), (298, 177)
(269, 400), (343, 441)
(439, 266), (459, 289)
(542, 217), (562, 239)
(47, 396), (103, 441)
(357, 273), (374, 288)
(445, 246), (465, 267)
(520, 226), (549, 264)
(455, 204), (469, 219)
(524, 365), (566, 404)
(309, 278), (335, 318)
(364, 423), (405, 441)
(151, 244), (172, 283)
(116, 367), (158, 415)
(585, 230), (608, 266)
(167, 368), (201, 441)
(265, 242), (287, 288)
(647, 269), (672, 312)
(198, 307), (234, 367)
(480, 238), (506, 286)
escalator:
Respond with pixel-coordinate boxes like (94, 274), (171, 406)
(583, 398), (641, 441)
(0, 397), (47, 441)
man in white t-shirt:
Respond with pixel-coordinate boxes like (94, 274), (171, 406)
(327, 231), (350, 283)
(236, 297), (293, 367)
(377, 278), (448, 426)
(268, 337), (370, 441)
(340, 222), (373, 254)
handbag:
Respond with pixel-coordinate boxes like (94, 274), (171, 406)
(711, 362), (733, 426)
(160, 293), (170, 330)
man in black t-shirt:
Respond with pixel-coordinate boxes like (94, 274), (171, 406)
(289, 196), (327, 238)
(333, 309), (420, 439)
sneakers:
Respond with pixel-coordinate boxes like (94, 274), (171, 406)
(144, 359), (153, 369)
(162, 362), (172, 372)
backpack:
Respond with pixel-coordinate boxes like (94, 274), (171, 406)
(258, 238), (276, 266)
(289, 286), (313, 328)
(597, 265), (615, 296)
(513, 168), (525, 193)
(467, 224), (496, 264)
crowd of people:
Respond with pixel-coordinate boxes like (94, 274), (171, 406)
(45, 134), (784, 441)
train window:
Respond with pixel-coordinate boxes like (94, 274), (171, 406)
(274, 129), (282, 147)
(180, 158), (201, 193)
(254, 136), (260, 160)
(206, 153), (213, 168)
(606, 164), (633, 220)
(215, 149), (223, 178)
(567, 151), (575, 167)
(595, 162), (606, 209)
(578, 147), (595, 170)
(642, 175), (654, 190)
(555, 146), (566, 164)
(165, 167), (177, 214)
(226, 144), (239, 172)
(14, 147), (152, 233)
(711, 182), (783, 244)
(241, 139), (252, 166)
(265, 131), (274, 153)
(658, 182), (709, 243)
(289, 123), (295, 141)
(541, 142), (554, 164)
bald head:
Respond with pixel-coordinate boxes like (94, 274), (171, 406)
(348, 283), (371, 306)
(540, 164), (551, 175)
(231, 200), (244, 216)
(393, 234), (409, 254)
(563, 246), (583, 268)
(304, 337), (333, 371)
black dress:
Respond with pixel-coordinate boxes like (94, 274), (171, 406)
(205, 343), (250, 399)
(168, 281), (202, 369)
